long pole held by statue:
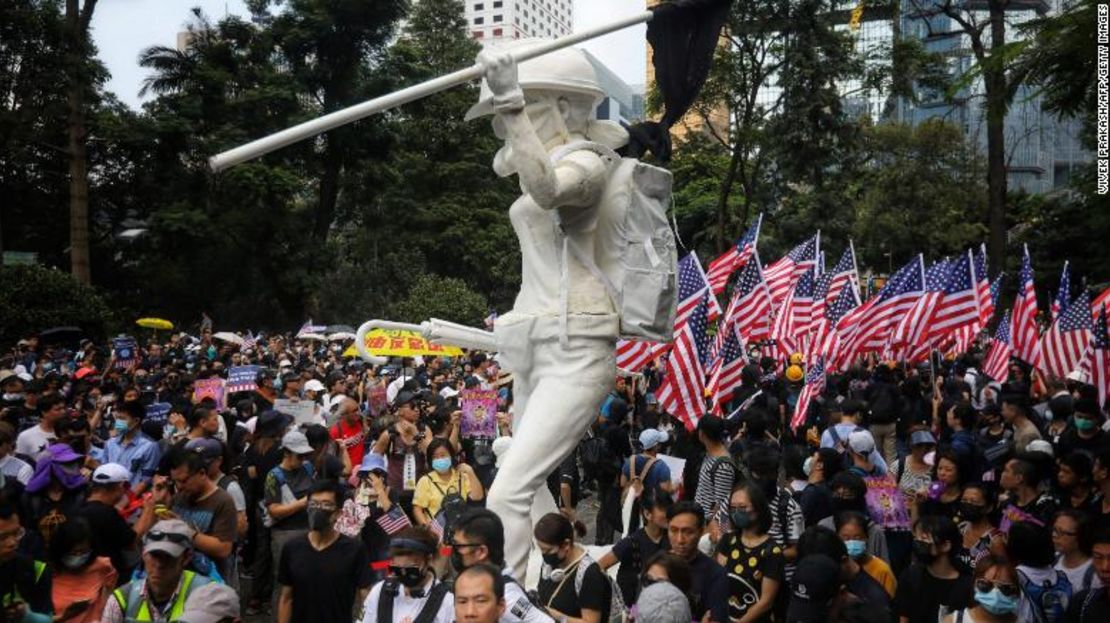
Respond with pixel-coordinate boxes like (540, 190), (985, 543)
(207, 10), (653, 172)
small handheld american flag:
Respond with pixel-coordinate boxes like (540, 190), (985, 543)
(374, 506), (412, 536)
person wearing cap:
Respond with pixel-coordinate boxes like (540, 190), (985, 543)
(280, 371), (302, 402)
(894, 430), (936, 506)
(15, 393), (66, 460)
(330, 397), (367, 469)
(101, 519), (213, 623)
(22, 443), (88, 546)
(784, 554), (843, 623)
(335, 452), (402, 580)
(92, 399), (161, 493)
(263, 429), (317, 612)
(184, 437), (247, 589)
(240, 410), (290, 615)
(277, 480), (372, 623)
(175, 581), (241, 623)
(372, 390), (432, 514)
(845, 430), (883, 478)
(621, 429), (674, 499)
(252, 369), (277, 414)
(163, 447), (237, 583)
(360, 526), (454, 623)
(0, 498), (53, 623)
(819, 399), (889, 475)
(79, 463), (155, 579)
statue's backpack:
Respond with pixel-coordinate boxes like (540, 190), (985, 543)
(552, 141), (678, 344)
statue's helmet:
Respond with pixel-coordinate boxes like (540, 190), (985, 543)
(465, 39), (605, 121)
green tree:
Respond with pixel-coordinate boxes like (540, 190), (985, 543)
(0, 265), (114, 345)
(64, 0), (100, 284)
(391, 274), (488, 327)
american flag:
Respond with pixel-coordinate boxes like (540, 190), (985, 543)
(374, 505), (413, 536)
(812, 282), (860, 369)
(296, 319), (327, 338)
(1090, 306), (1110, 407)
(974, 246), (994, 326)
(764, 233), (820, 309)
(676, 253), (722, 328)
(706, 214), (762, 295)
(1041, 290), (1093, 379)
(707, 326), (747, 415)
(771, 268), (817, 358)
(888, 259), (949, 360)
(790, 357), (826, 432)
(1094, 287), (1110, 319)
(1052, 261), (1071, 321)
(657, 299), (712, 431)
(814, 245), (860, 316)
(924, 250), (982, 343)
(242, 331), (257, 351)
(982, 311), (1013, 383)
(1010, 245), (1043, 370)
(837, 255), (925, 362)
(729, 254), (774, 342)
(615, 340), (669, 373)
(428, 511), (446, 543)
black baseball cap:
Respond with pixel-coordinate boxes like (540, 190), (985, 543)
(785, 554), (841, 622)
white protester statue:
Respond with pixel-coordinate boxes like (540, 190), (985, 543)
(470, 40), (675, 582)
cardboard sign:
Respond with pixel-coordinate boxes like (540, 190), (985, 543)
(656, 454), (686, 488)
(274, 398), (318, 426)
(146, 402), (172, 424)
(227, 366), (260, 393)
(459, 389), (498, 439)
(113, 337), (138, 369)
(192, 378), (226, 411)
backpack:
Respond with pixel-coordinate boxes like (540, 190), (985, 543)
(1018, 568), (1073, 623)
(869, 384), (901, 425)
(620, 455), (659, 506)
(259, 462), (314, 528)
(580, 433), (619, 476)
(377, 578), (451, 623)
(430, 472), (466, 537)
(828, 424), (864, 469)
(551, 141), (677, 343)
(570, 555), (627, 623)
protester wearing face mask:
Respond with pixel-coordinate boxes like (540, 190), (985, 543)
(412, 439), (483, 532)
(91, 400), (161, 494)
(534, 513), (613, 623)
(360, 527), (454, 623)
(819, 472), (890, 563)
(714, 481), (784, 623)
(22, 443), (88, 548)
(798, 447), (840, 527)
(277, 480), (372, 623)
(1054, 399), (1106, 459)
(940, 555), (1020, 623)
(836, 511), (897, 598)
(264, 429), (318, 613)
(47, 518), (116, 623)
(895, 515), (973, 623)
(957, 483), (1004, 572)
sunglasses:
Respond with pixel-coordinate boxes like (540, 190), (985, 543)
(146, 530), (192, 547)
(974, 579), (1019, 597)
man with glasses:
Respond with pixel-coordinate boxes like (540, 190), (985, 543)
(276, 480), (371, 623)
(360, 527), (454, 623)
(165, 447), (237, 582)
(0, 501), (52, 623)
(450, 509), (553, 623)
(101, 519), (213, 623)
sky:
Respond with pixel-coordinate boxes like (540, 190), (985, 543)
(91, 0), (648, 110)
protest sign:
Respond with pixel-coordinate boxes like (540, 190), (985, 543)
(1000, 502), (1045, 532)
(112, 337), (138, 369)
(863, 476), (911, 530)
(227, 366), (260, 393)
(656, 454), (686, 489)
(367, 386), (388, 417)
(146, 402), (172, 424)
(192, 378), (226, 411)
(274, 398), (319, 426)
(459, 389), (498, 439)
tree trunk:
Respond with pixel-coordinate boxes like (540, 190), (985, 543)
(65, 0), (96, 285)
(984, 0), (1008, 277)
(716, 140), (743, 253)
(316, 131), (341, 242)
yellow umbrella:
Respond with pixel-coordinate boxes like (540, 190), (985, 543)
(362, 329), (463, 357)
(136, 318), (174, 331)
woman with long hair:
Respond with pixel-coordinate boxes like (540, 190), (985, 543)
(714, 482), (784, 623)
(957, 483), (1004, 572)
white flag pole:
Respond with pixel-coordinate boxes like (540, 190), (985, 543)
(209, 10), (653, 172)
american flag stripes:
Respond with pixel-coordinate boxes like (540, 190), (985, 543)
(812, 282), (860, 369)
(983, 311), (1013, 383)
(676, 253), (722, 328)
(1041, 290), (1093, 379)
(1010, 245), (1043, 370)
(657, 299), (712, 431)
(925, 251), (982, 342)
(729, 254), (774, 342)
(428, 511), (446, 543)
(815, 245), (860, 315)
(706, 214), (762, 295)
(374, 505), (413, 535)
(707, 327), (747, 415)
(772, 268), (817, 346)
(1090, 306), (1110, 406)
(974, 246), (994, 327)
(889, 259), (949, 359)
(837, 255), (926, 361)
(764, 233), (820, 309)
(1052, 261), (1071, 321)
(790, 358), (826, 432)
(615, 340), (669, 373)
(1093, 287), (1110, 319)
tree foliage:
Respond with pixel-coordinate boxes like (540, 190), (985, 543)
(0, 265), (115, 345)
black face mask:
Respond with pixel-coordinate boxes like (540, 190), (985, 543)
(450, 550), (466, 573)
(392, 565), (427, 588)
(959, 503), (987, 522)
(912, 539), (937, 563)
(542, 550), (563, 568)
(832, 497), (864, 514)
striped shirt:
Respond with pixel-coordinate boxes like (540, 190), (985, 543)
(694, 456), (736, 517)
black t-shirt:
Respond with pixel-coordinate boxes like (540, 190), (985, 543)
(798, 482), (834, 527)
(536, 561), (611, 618)
(78, 500), (136, 579)
(894, 564), (973, 623)
(1066, 587), (1110, 623)
(546, 452), (580, 511)
(716, 533), (785, 623)
(688, 552), (730, 623)
(0, 555), (53, 615)
(611, 529), (669, 605)
(243, 442), (283, 500)
(847, 567), (891, 611)
(277, 533), (372, 623)
(1056, 429), (1109, 459)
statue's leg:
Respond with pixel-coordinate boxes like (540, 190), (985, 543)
(487, 334), (614, 581)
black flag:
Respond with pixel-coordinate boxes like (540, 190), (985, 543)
(625, 0), (732, 163)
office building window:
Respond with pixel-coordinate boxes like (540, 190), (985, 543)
(493, 0), (502, 6)
(473, 30), (484, 38)
(474, 16), (484, 24)
(493, 27), (503, 36)
(474, 3), (483, 9)
(494, 14), (502, 22)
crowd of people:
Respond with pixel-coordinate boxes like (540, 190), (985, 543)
(0, 329), (1109, 623)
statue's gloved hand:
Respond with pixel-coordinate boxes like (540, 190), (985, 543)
(478, 51), (525, 112)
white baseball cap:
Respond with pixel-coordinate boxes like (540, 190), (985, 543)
(91, 463), (132, 485)
(304, 379), (325, 393)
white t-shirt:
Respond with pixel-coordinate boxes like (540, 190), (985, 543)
(1055, 557), (1103, 594)
(0, 454), (33, 485)
(15, 425), (56, 459)
(361, 577), (454, 623)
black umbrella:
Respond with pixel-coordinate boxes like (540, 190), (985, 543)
(39, 326), (85, 345)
